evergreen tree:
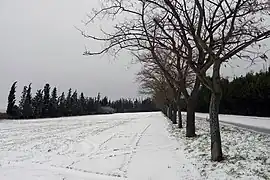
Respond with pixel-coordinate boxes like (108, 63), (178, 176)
(71, 91), (79, 115)
(19, 86), (27, 113)
(96, 93), (101, 113)
(32, 89), (43, 118)
(134, 99), (139, 110)
(101, 96), (108, 106)
(66, 88), (72, 116)
(86, 97), (95, 114)
(196, 68), (270, 117)
(22, 83), (33, 119)
(6, 81), (17, 117)
(108, 100), (111, 107)
(49, 87), (58, 117)
(58, 92), (66, 116)
(79, 92), (87, 115)
(42, 84), (50, 117)
(97, 92), (101, 102)
(6, 81), (163, 119)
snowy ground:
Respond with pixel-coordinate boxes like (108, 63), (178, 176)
(189, 112), (270, 131)
(0, 112), (269, 180)
(169, 114), (270, 180)
(0, 112), (202, 180)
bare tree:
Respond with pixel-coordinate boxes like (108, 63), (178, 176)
(81, 0), (270, 161)
(154, 0), (270, 161)
(136, 55), (184, 127)
(81, 0), (200, 137)
(138, 67), (175, 120)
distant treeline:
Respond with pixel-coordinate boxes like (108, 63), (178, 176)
(196, 67), (270, 117)
(5, 83), (159, 119)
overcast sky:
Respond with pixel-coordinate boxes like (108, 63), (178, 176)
(0, 0), (143, 110)
(0, 0), (269, 110)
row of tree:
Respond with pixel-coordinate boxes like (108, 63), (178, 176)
(197, 68), (270, 117)
(83, 0), (270, 161)
(6, 82), (158, 119)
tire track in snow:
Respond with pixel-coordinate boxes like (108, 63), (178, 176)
(1, 125), (86, 152)
(66, 120), (132, 168)
(2, 119), (121, 151)
(118, 124), (151, 177)
(4, 161), (125, 179)
(0, 115), (136, 177)
(0, 122), (103, 165)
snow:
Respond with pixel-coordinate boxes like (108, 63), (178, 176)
(1, 112), (269, 180)
(183, 112), (270, 130)
(0, 112), (202, 180)
(168, 114), (270, 179)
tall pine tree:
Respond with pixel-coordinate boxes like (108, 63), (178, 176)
(66, 88), (72, 116)
(19, 86), (27, 113)
(49, 87), (58, 117)
(71, 91), (78, 115)
(6, 81), (17, 117)
(86, 97), (95, 114)
(79, 92), (87, 115)
(22, 83), (33, 119)
(42, 84), (50, 117)
(101, 96), (108, 106)
(58, 92), (66, 116)
(96, 92), (101, 113)
(32, 89), (43, 118)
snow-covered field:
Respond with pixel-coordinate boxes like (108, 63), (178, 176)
(0, 112), (202, 180)
(170, 114), (270, 179)
(0, 112), (269, 180)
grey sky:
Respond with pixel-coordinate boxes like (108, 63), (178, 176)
(0, 0), (269, 110)
(0, 0), (142, 109)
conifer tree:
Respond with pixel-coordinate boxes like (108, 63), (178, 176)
(66, 88), (72, 116)
(87, 97), (95, 114)
(71, 91), (78, 115)
(58, 92), (66, 116)
(96, 93), (101, 113)
(6, 81), (17, 117)
(32, 89), (43, 118)
(42, 84), (50, 117)
(101, 96), (108, 106)
(79, 92), (87, 115)
(49, 87), (58, 117)
(22, 83), (33, 119)
(19, 86), (27, 113)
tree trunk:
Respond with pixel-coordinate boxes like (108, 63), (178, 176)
(166, 106), (169, 117)
(186, 100), (196, 137)
(209, 60), (223, 161)
(177, 94), (183, 128)
(172, 104), (177, 124)
(162, 107), (166, 115)
(209, 92), (223, 161)
(185, 77), (200, 137)
(168, 105), (173, 120)
(178, 105), (183, 128)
